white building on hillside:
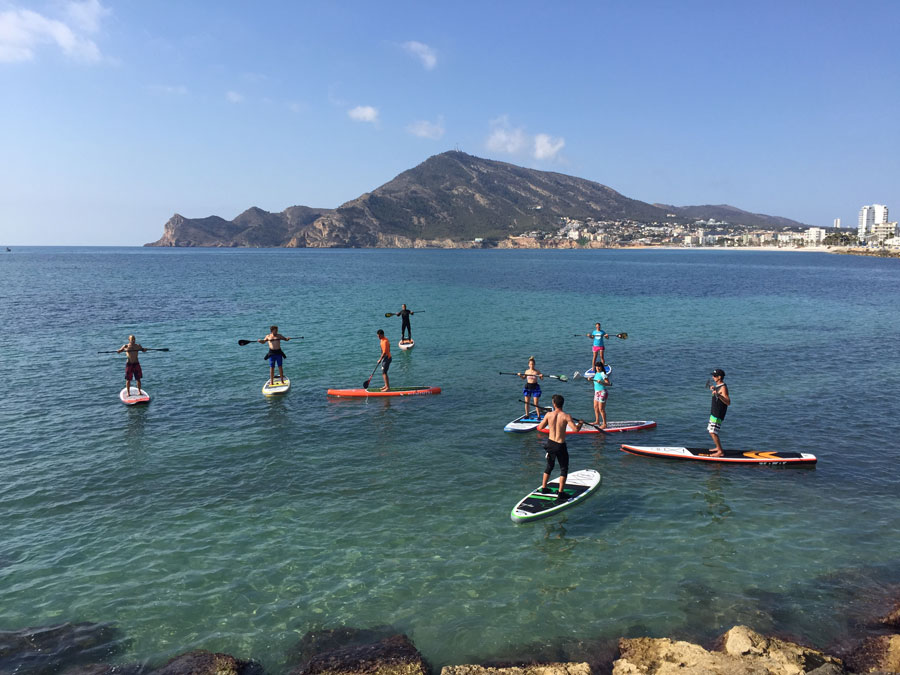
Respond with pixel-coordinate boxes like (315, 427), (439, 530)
(871, 221), (899, 244)
(859, 204), (890, 242)
(805, 227), (826, 245)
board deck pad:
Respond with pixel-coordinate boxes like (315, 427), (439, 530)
(511, 469), (601, 522)
(620, 445), (817, 465)
(504, 412), (545, 433)
(538, 420), (656, 434)
(119, 387), (150, 405)
(262, 378), (291, 396)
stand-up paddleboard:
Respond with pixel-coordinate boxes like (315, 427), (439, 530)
(119, 387), (150, 405)
(580, 364), (612, 378)
(262, 378), (291, 396)
(620, 445), (817, 465)
(504, 411), (544, 433)
(538, 420), (656, 435)
(398, 339), (415, 350)
(511, 469), (601, 522)
(326, 386), (440, 398)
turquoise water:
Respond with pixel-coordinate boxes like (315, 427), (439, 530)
(2, 248), (899, 670)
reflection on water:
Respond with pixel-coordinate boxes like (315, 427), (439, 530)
(696, 470), (733, 526)
(124, 405), (148, 452)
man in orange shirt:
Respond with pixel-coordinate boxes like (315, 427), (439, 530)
(376, 329), (392, 391)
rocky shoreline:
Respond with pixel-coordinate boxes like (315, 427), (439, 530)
(3, 603), (899, 675)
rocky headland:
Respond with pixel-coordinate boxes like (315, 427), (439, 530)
(144, 152), (808, 249)
(4, 598), (900, 675)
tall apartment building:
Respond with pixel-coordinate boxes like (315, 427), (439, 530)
(834, 218), (841, 229)
(859, 204), (889, 242)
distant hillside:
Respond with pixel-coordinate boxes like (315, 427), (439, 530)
(146, 151), (809, 247)
(655, 203), (807, 230)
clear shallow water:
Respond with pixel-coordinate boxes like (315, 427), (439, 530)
(1, 247), (899, 670)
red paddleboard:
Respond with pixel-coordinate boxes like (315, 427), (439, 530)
(620, 445), (817, 465)
(326, 386), (441, 398)
(119, 387), (150, 405)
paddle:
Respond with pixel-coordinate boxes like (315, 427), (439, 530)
(385, 310), (425, 317)
(499, 371), (568, 382)
(362, 360), (383, 389)
(516, 400), (599, 428)
(573, 368), (612, 381)
(573, 333), (628, 339)
(238, 337), (303, 345)
(98, 348), (169, 353)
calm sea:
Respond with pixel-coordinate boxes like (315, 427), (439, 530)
(2, 247), (899, 671)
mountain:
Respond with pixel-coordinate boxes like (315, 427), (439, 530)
(146, 151), (809, 247)
(654, 203), (805, 230)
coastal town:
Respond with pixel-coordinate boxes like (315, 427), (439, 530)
(500, 203), (899, 251)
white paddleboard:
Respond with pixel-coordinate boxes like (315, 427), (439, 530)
(511, 469), (601, 522)
(504, 411), (544, 433)
(119, 387), (150, 405)
(398, 339), (415, 350)
(262, 377), (291, 396)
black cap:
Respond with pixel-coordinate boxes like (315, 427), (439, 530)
(711, 369), (725, 378)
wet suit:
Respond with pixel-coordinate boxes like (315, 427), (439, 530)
(399, 308), (412, 340)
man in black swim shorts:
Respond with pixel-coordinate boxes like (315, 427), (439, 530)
(536, 394), (584, 502)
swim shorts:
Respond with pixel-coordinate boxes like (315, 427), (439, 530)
(523, 383), (542, 398)
(594, 389), (608, 402)
(544, 440), (569, 476)
(268, 353), (284, 368)
(381, 356), (392, 373)
(125, 362), (142, 381)
(707, 415), (723, 435)
(592, 345), (605, 353)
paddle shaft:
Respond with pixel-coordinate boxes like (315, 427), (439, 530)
(239, 337), (303, 345)
(499, 371), (567, 381)
(98, 348), (168, 354)
(362, 359), (383, 389)
(385, 310), (424, 317)
(574, 333), (627, 339)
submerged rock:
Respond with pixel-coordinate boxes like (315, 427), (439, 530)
(151, 650), (263, 675)
(878, 602), (900, 630)
(0, 621), (125, 675)
(613, 625), (843, 675)
(289, 634), (429, 675)
(844, 634), (900, 673)
(288, 626), (398, 668)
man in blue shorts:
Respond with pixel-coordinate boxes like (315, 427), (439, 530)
(258, 325), (293, 385)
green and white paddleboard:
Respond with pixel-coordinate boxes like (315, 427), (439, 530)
(510, 469), (601, 523)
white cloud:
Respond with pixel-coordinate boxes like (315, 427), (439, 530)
(534, 133), (565, 160)
(0, 1), (107, 63)
(402, 40), (437, 70)
(486, 115), (527, 154)
(65, 0), (109, 34)
(226, 90), (244, 103)
(486, 116), (565, 161)
(348, 105), (378, 123)
(407, 117), (444, 140)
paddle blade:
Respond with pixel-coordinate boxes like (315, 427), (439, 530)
(616, 333), (628, 339)
(238, 339), (254, 346)
(384, 313), (394, 317)
(363, 379), (371, 389)
(557, 375), (568, 382)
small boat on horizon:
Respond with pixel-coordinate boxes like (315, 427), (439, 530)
(5, 247), (10, 252)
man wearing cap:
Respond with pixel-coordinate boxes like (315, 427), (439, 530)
(708, 369), (731, 457)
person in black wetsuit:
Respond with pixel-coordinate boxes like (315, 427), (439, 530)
(398, 304), (415, 344)
(708, 369), (731, 456)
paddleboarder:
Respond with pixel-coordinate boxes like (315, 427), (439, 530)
(517, 356), (544, 419)
(708, 369), (731, 457)
(258, 326), (292, 386)
(398, 304), (415, 344)
(591, 367), (611, 429)
(116, 335), (147, 396)
(376, 329), (392, 391)
(536, 394), (584, 502)
(586, 322), (609, 371)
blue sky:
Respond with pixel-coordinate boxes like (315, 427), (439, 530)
(1, 0), (898, 245)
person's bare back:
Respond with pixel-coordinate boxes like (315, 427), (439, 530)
(538, 407), (581, 442)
